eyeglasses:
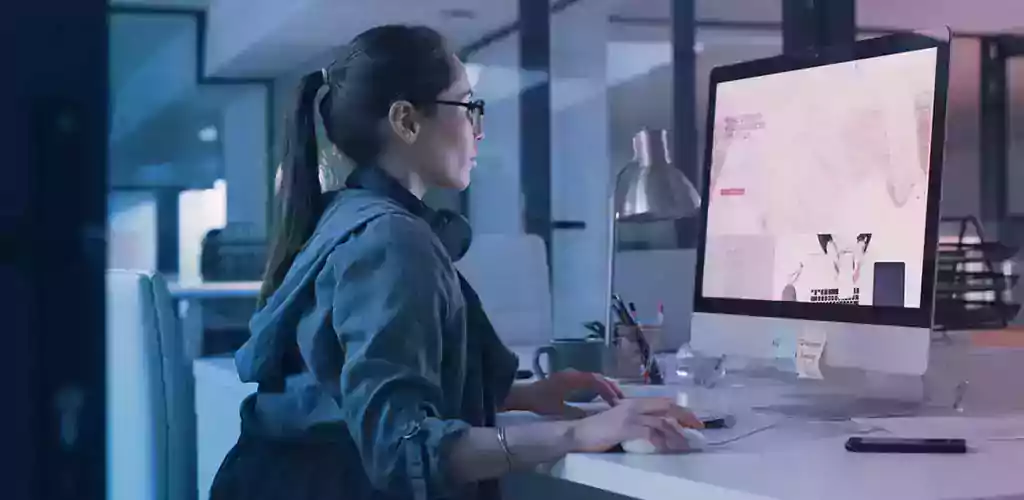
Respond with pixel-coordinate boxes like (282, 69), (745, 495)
(435, 99), (485, 136)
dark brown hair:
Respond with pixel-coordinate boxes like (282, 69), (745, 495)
(259, 25), (454, 306)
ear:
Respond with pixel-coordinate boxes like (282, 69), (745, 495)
(387, 100), (420, 145)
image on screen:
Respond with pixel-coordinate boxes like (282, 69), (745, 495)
(701, 48), (938, 308)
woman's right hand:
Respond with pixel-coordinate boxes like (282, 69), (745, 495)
(568, 398), (703, 453)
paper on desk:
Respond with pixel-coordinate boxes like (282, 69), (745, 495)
(852, 415), (1024, 441)
(796, 328), (827, 380)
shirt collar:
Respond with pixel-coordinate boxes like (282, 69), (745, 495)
(343, 165), (473, 262)
(345, 165), (432, 219)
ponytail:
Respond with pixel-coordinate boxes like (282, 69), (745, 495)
(259, 70), (326, 307)
(258, 25), (456, 306)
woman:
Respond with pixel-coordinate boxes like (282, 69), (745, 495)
(210, 25), (701, 500)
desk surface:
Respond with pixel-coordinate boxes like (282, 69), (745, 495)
(195, 338), (1024, 500)
(522, 337), (1024, 500)
(168, 281), (262, 299)
(556, 430), (1024, 500)
(502, 375), (1024, 500)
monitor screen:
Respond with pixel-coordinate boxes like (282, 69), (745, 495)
(701, 47), (938, 308)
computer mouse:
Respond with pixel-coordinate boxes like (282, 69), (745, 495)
(681, 428), (708, 450)
(620, 427), (708, 453)
(620, 437), (657, 454)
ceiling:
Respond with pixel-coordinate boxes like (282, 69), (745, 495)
(204, 0), (792, 78)
(109, 0), (1024, 191)
(114, 0), (1024, 81)
(204, 0), (543, 77)
(109, 0), (210, 7)
(205, 0), (1024, 80)
(857, 0), (1024, 34)
(611, 0), (783, 23)
(617, 0), (1024, 34)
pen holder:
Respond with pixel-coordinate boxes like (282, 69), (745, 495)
(610, 324), (664, 384)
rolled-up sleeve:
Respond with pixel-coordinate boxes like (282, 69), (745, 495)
(329, 213), (469, 498)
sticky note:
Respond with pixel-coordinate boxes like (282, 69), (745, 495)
(796, 329), (827, 380)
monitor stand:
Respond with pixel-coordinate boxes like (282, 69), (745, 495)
(747, 365), (945, 420)
(687, 315), (969, 421)
(752, 395), (924, 420)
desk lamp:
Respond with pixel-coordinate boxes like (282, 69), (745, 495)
(604, 128), (701, 346)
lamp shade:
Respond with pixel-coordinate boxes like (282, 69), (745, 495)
(613, 129), (701, 222)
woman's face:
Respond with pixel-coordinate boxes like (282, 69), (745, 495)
(408, 56), (482, 191)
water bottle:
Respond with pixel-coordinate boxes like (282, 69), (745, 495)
(674, 343), (727, 388)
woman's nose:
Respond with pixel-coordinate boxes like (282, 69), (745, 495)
(475, 131), (485, 141)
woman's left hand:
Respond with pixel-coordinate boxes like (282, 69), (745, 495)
(514, 369), (625, 419)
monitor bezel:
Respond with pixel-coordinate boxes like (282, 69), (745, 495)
(692, 31), (951, 329)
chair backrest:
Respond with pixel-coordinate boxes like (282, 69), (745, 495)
(107, 270), (196, 500)
(456, 233), (552, 347)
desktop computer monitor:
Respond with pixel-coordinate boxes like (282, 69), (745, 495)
(691, 31), (950, 376)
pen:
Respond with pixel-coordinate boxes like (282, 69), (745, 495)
(613, 294), (636, 326)
(614, 294), (663, 384)
(611, 302), (631, 326)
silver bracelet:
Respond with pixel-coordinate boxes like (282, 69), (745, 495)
(496, 426), (514, 472)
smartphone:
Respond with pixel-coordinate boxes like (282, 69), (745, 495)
(845, 436), (967, 454)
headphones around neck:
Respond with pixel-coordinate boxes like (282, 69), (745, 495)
(428, 208), (473, 263)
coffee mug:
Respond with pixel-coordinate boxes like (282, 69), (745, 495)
(533, 339), (610, 402)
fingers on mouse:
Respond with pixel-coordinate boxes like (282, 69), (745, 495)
(621, 428), (707, 454)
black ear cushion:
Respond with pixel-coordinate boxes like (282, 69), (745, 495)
(431, 209), (473, 262)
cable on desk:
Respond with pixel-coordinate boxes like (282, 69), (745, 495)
(707, 421), (781, 447)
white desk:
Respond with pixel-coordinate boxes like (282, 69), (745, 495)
(193, 357), (255, 500)
(541, 338), (1024, 500)
(195, 338), (1024, 500)
(554, 431), (1024, 500)
(498, 385), (1024, 500)
(168, 281), (263, 300)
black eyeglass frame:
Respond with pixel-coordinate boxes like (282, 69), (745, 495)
(434, 99), (485, 135)
(435, 99), (485, 114)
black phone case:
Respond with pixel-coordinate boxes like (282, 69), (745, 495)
(845, 437), (967, 454)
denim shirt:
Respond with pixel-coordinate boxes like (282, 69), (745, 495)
(234, 168), (519, 500)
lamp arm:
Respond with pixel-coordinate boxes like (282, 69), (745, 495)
(605, 165), (629, 346)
